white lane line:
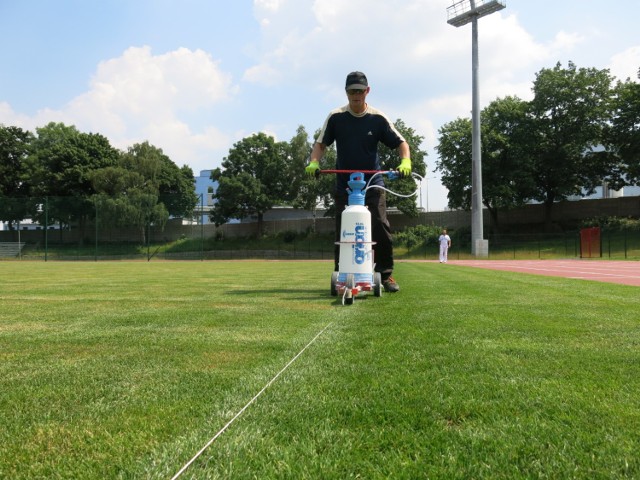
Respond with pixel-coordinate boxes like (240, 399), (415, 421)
(170, 321), (334, 480)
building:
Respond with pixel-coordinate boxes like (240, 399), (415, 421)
(193, 170), (217, 225)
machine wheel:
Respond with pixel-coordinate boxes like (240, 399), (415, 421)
(330, 271), (339, 296)
(373, 272), (382, 297)
(344, 274), (355, 305)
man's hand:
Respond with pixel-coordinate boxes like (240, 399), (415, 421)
(398, 158), (411, 178)
(305, 160), (320, 178)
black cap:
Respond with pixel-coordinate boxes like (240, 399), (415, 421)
(345, 71), (368, 90)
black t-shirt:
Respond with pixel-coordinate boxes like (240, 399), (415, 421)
(315, 104), (405, 192)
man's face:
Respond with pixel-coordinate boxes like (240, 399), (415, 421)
(346, 87), (369, 113)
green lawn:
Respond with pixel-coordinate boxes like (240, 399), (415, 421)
(1, 261), (639, 479)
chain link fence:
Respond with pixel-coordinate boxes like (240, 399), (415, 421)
(1, 195), (639, 261)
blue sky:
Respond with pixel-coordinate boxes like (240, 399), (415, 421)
(1, 0), (638, 212)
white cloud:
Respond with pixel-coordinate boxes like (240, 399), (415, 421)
(3, 1), (634, 212)
(243, 62), (283, 85)
(0, 102), (32, 129)
(550, 30), (585, 52)
(243, 0), (582, 106)
(0, 46), (238, 172)
(609, 45), (640, 82)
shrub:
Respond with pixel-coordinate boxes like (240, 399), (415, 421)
(395, 225), (443, 250)
(279, 230), (298, 243)
(582, 216), (640, 231)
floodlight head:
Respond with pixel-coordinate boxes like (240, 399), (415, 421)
(447, 0), (505, 27)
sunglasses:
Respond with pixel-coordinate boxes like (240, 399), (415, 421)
(346, 88), (367, 95)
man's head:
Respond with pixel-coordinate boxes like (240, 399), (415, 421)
(345, 71), (369, 113)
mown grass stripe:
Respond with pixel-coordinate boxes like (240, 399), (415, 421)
(171, 321), (333, 480)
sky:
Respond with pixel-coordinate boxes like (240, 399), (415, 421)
(1, 0), (639, 212)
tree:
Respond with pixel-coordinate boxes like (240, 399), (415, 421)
(210, 132), (290, 236)
(435, 117), (473, 210)
(289, 126), (335, 230)
(287, 125), (312, 206)
(90, 141), (196, 243)
(477, 96), (536, 228)
(437, 64), (617, 229)
(605, 78), (640, 186)
(0, 125), (34, 228)
(437, 97), (534, 226)
(90, 164), (169, 244)
(123, 142), (198, 219)
(525, 61), (615, 228)
(378, 119), (428, 217)
(29, 122), (120, 240)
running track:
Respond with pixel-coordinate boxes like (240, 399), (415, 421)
(448, 259), (640, 287)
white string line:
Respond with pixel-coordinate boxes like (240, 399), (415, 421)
(170, 321), (334, 480)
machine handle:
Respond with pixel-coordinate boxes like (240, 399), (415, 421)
(316, 169), (401, 180)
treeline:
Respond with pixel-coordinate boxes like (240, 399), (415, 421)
(209, 121), (428, 236)
(0, 122), (197, 241)
(436, 61), (640, 229)
(0, 120), (429, 239)
(2, 61), (638, 238)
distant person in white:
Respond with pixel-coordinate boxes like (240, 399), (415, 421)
(438, 229), (451, 263)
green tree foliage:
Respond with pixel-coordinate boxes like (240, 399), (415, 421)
(287, 125), (312, 205)
(481, 97), (535, 215)
(210, 132), (290, 236)
(435, 117), (472, 210)
(290, 126), (335, 226)
(605, 78), (640, 186)
(123, 142), (197, 219)
(288, 119), (426, 224)
(394, 224), (443, 250)
(526, 61), (615, 226)
(29, 122), (120, 240)
(378, 119), (428, 216)
(437, 62), (619, 230)
(90, 142), (187, 243)
(0, 125), (34, 228)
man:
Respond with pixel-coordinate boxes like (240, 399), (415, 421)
(438, 229), (451, 263)
(305, 71), (411, 292)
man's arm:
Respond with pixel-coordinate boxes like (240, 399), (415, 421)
(310, 142), (327, 162)
(397, 141), (411, 176)
(397, 141), (410, 159)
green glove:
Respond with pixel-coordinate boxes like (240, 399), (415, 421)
(305, 160), (320, 178)
(398, 157), (411, 177)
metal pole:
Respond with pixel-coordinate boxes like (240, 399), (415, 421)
(201, 193), (205, 261)
(426, 181), (429, 212)
(95, 199), (98, 262)
(447, 0), (503, 256)
(44, 197), (48, 262)
(470, 2), (485, 256)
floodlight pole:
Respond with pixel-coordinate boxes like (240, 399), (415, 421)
(470, 8), (484, 257)
(447, 0), (505, 257)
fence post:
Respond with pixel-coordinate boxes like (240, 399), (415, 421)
(201, 193), (205, 261)
(45, 196), (48, 262)
(95, 198), (99, 262)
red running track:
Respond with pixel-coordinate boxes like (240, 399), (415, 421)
(448, 259), (640, 287)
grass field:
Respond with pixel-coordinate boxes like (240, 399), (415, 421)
(1, 261), (639, 479)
